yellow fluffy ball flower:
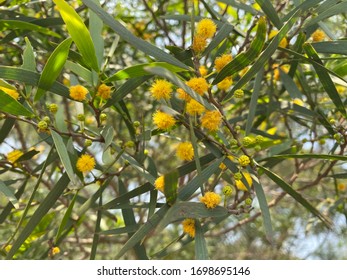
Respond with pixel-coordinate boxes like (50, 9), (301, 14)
(200, 191), (221, 209)
(177, 88), (191, 102)
(176, 142), (194, 161)
(152, 110), (176, 130)
(0, 86), (20, 100)
(269, 30), (288, 48)
(200, 110), (222, 132)
(238, 155), (250, 167)
(186, 99), (205, 116)
(192, 35), (207, 53)
(199, 65), (208, 77)
(149, 79), (173, 100)
(97, 84), (112, 100)
(217, 76), (233, 91)
(214, 54), (232, 73)
(338, 183), (346, 192)
(154, 175), (165, 192)
(235, 172), (253, 191)
(196, 18), (217, 39)
(182, 218), (195, 238)
(69, 85), (88, 101)
(7, 150), (23, 164)
(186, 77), (209, 96)
(76, 154), (96, 173)
(311, 29), (325, 42)
(51, 247), (60, 256)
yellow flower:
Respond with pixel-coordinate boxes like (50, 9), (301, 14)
(182, 218), (195, 238)
(200, 191), (221, 209)
(292, 98), (304, 106)
(186, 77), (209, 95)
(186, 99), (205, 115)
(97, 84), (112, 100)
(235, 172), (253, 191)
(149, 79), (173, 100)
(214, 54), (232, 73)
(219, 155), (234, 170)
(238, 155), (250, 167)
(152, 110), (176, 130)
(192, 35), (207, 53)
(196, 18), (217, 39)
(177, 88), (191, 102)
(311, 29), (325, 42)
(269, 30), (288, 48)
(69, 85), (88, 101)
(176, 142), (194, 161)
(76, 154), (96, 173)
(52, 247), (60, 256)
(154, 175), (164, 192)
(4, 245), (12, 253)
(199, 65), (208, 77)
(200, 110), (222, 132)
(7, 150), (23, 164)
(338, 183), (346, 192)
(0, 86), (19, 100)
(217, 76), (233, 91)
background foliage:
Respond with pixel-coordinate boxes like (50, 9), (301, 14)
(0, 0), (346, 260)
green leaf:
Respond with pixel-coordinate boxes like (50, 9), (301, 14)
(50, 130), (77, 185)
(213, 16), (266, 85)
(158, 202), (227, 230)
(164, 170), (178, 205)
(64, 60), (93, 84)
(0, 19), (60, 38)
(0, 66), (70, 98)
(89, 0), (104, 68)
(303, 43), (346, 116)
(266, 153), (347, 161)
(99, 225), (140, 235)
(305, 2), (347, 27)
(280, 69), (302, 99)
(55, 191), (78, 243)
(106, 62), (187, 82)
(35, 37), (72, 101)
(223, 10), (300, 102)
(245, 68), (264, 135)
(0, 118), (15, 144)
(255, 0), (282, 29)
(6, 173), (70, 259)
(53, 0), (99, 72)
(0, 181), (19, 209)
(195, 221), (209, 260)
(0, 89), (34, 117)
(22, 37), (36, 71)
(100, 125), (114, 151)
(218, 0), (259, 15)
(259, 165), (332, 228)
(81, 0), (189, 70)
(311, 40), (347, 55)
(145, 66), (215, 111)
(284, 0), (324, 21)
(253, 177), (274, 243)
(178, 157), (225, 201)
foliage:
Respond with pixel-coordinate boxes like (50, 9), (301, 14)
(0, 0), (346, 260)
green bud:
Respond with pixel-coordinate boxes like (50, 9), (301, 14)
(144, 149), (149, 155)
(48, 103), (58, 114)
(234, 172), (243, 181)
(254, 145), (261, 152)
(242, 136), (253, 147)
(319, 139), (326, 145)
(234, 89), (244, 99)
(230, 139), (238, 146)
(100, 113), (107, 122)
(133, 121), (141, 128)
(234, 125), (241, 132)
(77, 114), (85, 122)
(125, 140), (135, 148)
(222, 185), (233, 196)
(42, 116), (50, 125)
(302, 138), (308, 144)
(245, 198), (252, 206)
(255, 135), (264, 143)
(37, 120), (48, 130)
(84, 139), (92, 147)
(328, 118), (336, 125)
(334, 133), (341, 142)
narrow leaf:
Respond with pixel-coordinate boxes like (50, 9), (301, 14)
(259, 165), (332, 228)
(50, 129), (77, 185)
(195, 221), (209, 260)
(303, 43), (346, 116)
(164, 170), (178, 205)
(255, 0), (282, 29)
(53, 0), (99, 72)
(202, 22), (234, 56)
(311, 40), (347, 55)
(305, 2), (347, 27)
(0, 19), (60, 37)
(0, 89), (34, 117)
(0, 181), (19, 209)
(35, 37), (72, 101)
(81, 0), (189, 70)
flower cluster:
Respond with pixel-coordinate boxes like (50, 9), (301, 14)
(154, 175), (165, 192)
(150, 79), (173, 100)
(97, 84), (112, 100)
(182, 218), (195, 238)
(76, 154), (96, 173)
(235, 172), (253, 191)
(201, 110), (222, 132)
(176, 142), (194, 161)
(70, 85), (88, 101)
(192, 18), (217, 53)
(152, 110), (176, 130)
(200, 191), (221, 209)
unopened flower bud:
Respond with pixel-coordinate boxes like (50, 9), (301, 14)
(84, 139), (92, 147)
(234, 89), (244, 99)
(222, 185), (233, 196)
(77, 114), (85, 122)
